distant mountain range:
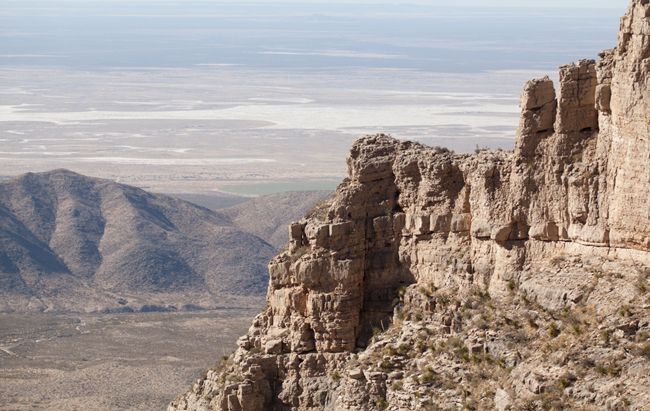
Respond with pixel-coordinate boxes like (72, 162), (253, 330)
(221, 191), (331, 249)
(0, 169), (329, 312)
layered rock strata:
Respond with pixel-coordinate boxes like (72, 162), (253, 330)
(171, 2), (650, 410)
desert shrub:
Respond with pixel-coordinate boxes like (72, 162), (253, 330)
(637, 342), (650, 360)
(619, 397), (631, 408)
(550, 254), (566, 265)
(396, 285), (408, 299)
(379, 358), (393, 371)
(474, 144), (489, 154)
(600, 329), (612, 345)
(570, 322), (582, 335)
(397, 343), (411, 356)
(595, 362), (620, 377)
(580, 357), (596, 369)
(419, 367), (436, 385)
(520, 400), (538, 411)
(437, 294), (450, 307)
(455, 346), (470, 363)
(475, 317), (489, 330)
(557, 372), (576, 389)
(305, 200), (331, 219)
(419, 285), (435, 298)
(618, 305), (632, 317)
(372, 326), (383, 338)
(291, 245), (310, 261)
(636, 270), (649, 293)
(548, 322), (561, 338)
(383, 345), (397, 356)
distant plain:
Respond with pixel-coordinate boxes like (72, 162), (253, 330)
(0, 1), (626, 195)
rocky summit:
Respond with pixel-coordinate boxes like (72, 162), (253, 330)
(170, 1), (650, 410)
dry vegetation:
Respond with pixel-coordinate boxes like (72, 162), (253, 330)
(0, 308), (260, 410)
(347, 259), (650, 410)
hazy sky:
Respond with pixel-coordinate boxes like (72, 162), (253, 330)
(3, 0), (621, 3)
(1, 0), (626, 71)
(218, 0), (624, 7)
(0, 0), (628, 9)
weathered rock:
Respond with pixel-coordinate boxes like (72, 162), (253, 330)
(555, 59), (599, 134)
(494, 388), (512, 411)
(348, 369), (364, 380)
(529, 222), (559, 241)
(170, 2), (650, 411)
(517, 76), (557, 150)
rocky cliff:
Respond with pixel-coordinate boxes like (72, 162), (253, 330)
(170, 2), (650, 410)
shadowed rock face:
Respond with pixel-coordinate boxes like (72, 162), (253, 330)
(0, 169), (275, 312)
(171, 2), (650, 410)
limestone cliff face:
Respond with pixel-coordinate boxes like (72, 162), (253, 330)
(171, 2), (650, 410)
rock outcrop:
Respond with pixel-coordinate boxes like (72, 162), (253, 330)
(170, 2), (650, 410)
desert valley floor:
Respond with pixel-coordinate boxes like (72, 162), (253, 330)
(0, 306), (261, 410)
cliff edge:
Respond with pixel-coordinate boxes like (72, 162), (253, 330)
(171, 1), (650, 410)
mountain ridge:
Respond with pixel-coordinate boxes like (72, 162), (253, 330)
(221, 191), (332, 250)
(0, 169), (275, 312)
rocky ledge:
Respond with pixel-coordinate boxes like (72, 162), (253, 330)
(170, 1), (650, 410)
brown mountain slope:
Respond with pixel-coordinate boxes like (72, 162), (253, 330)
(171, 2), (650, 410)
(0, 169), (275, 312)
(221, 191), (332, 250)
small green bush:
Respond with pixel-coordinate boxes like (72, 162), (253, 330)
(397, 343), (411, 356)
(332, 370), (341, 381)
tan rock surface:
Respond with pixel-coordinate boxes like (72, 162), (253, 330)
(170, 2), (650, 410)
